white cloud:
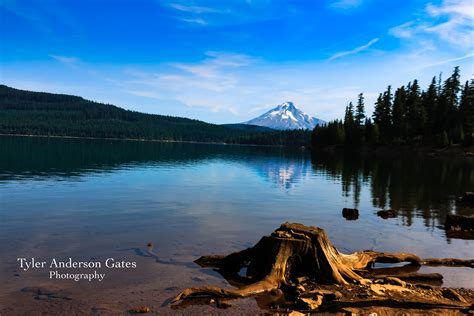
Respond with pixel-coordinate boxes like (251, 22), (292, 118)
(328, 38), (379, 61)
(328, 0), (365, 10)
(113, 51), (382, 122)
(426, 0), (474, 19)
(389, 21), (420, 38)
(49, 54), (80, 64)
(415, 52), (474, 70)
(389, 0), (474, 50)
(169, 3), (219, 14)
(117, 52), (258, 115)
(179, 18), (208, 25)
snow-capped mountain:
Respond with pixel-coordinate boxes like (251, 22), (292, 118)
(244, 102), (324, 130)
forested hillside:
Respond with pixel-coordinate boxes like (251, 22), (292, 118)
(0, 85), (310, 146)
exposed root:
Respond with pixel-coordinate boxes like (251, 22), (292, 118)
(423, 258), (474, 268)
(170, 222), (473, 312)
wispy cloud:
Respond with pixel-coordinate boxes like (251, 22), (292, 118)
(116, 51), (259, 115)
(415, 52), (474, 70)
(389, 21), (420, 39)
(169, 3), (220, 14)
(328, 38), (379, 61)
(389, 0), (474, 49)
(179, 18), (208, 25)
(167, 2), (229, 26)
(328, 0), (365, 10)
(170, 51), (255, 79)
(112, 50), (391, 121)
(1, 0), (81, 37)
(49, 54), (80, 64)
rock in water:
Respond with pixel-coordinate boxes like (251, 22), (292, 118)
(445, 214), (474, 231)
(460, 192), (474, 204)
(342, 208), (359, 220)
(377, 209), (398, 219)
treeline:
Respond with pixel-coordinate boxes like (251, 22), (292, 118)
(0, 85), (310, 146)
(231, 129), (311, 147)
(312, 67), (474, 148)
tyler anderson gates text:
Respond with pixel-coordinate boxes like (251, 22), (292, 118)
(17, 258), (137, 282)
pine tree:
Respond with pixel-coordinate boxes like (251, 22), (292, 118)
(392, 86), (407, 140)
(344, 102), (355, 127)
(365, 118), (378, 145)
(437, 66), (461, 134)
(405, 79), (424, 137)
(422, 77), (438, 139)
(344, 102), (357, 146)
(373, 86), (392, 142)
(459, 79), (474, 145)
(355, 93), (365, 126)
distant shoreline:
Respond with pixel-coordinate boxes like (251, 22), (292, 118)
(3, 134), (472, 157)
(314, 143), (474, 158)
(0, 133), (290, 148)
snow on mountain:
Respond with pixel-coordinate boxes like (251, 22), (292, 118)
(244, 102), (325, 130)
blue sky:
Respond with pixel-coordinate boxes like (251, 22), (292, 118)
(1, 0), (473, 123)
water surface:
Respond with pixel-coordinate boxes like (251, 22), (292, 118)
(1, 136), (473, 313)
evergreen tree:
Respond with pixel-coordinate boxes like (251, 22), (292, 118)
(437, 66), (461, 134)
(392, 86), (407, 140)
(355, 93), (365, 126)
(459, 79), (474, 145)
(365, 118), (379, 145)
(422, 77), (438, 139)
(344, 102), (357, 146)
(372, 93), (384, 128)
(373, 86), (392, 142)
(344, 102), (355, 128)
(405, 79), (424, 137)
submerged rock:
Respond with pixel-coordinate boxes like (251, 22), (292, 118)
(445, 214), (474, 232)
(460, 192), (474, 204)
(377, 209), (398, 219)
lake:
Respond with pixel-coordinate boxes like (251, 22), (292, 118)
(1, 135), (473, 314)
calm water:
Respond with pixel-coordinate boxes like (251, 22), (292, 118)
(1, 136), (473, 313)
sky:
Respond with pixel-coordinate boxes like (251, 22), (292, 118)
(0, 0), (473, 124)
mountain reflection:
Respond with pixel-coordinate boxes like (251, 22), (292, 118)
(243, 156), (312, 189)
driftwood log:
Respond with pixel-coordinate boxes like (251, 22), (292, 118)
(171, 223), (473, 310)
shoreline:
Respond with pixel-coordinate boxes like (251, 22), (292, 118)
(3, 133), (473, 157)
(314, 143), (474, 158)
(0, 133), (288, 149)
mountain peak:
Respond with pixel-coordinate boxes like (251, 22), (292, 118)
(243, 102), (325, 130)
(279, 101), (294, 108)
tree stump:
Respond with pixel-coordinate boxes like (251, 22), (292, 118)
(172, 222), (423, 302)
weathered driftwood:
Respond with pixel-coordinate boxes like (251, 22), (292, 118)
(423, 257), (474, 268)
(172, 223), (474, 307)
(172, 223), (432, 302)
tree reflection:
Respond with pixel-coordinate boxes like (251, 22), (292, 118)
(311, 150), (473, 229)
